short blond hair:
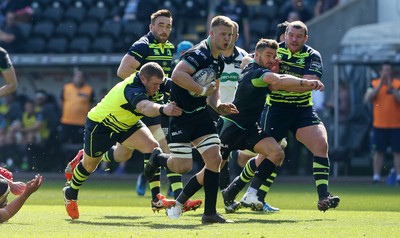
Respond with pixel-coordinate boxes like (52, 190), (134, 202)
(210, 15), (234, 29)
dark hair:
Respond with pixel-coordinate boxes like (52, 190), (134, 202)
(150, 9), (172, 25)
(255, 38), (279, 52)
(275, 21), (289, 41)
(286, 20), (308, 36)
(139, 62), (164, 80)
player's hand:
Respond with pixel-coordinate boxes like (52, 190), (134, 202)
(163, 101), (182, 117)
(23, 174), (43, 196)
(304, 80), (325, 91)
(201, 82), (216, 97)
(270, 58), (280, 73)
(217, 103), (239, 115)
(9, 181), (26, 196)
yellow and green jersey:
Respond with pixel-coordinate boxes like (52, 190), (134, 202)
(267, 42), (323, 107)
(88, 73), (151, 133)
(127, 32), (174, 77)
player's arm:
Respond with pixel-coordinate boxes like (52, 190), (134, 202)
(265, 72), (324, 92)
(208, 80), (238, 115)
(0, 174), (26, 196)
(136, 99), (182, 117)
(171, 61), (214, 96)
(0, 175), (42, 223)
(0, 66), (17, 97)
(117, 54), (141, 80)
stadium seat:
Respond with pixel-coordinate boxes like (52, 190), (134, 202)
(76, 21), (99, 40)
(41, 6), (65, 24)
(17, 22), (32, 40)
(26, 37), (46, 53)
(122, 20), (145, 41)
(75, 0), (95, 8)
(99, 21), (122, 40)
(86, 7), (109, 24)
(64, 6), (86, 23)
(53, 21), (77, 40)
(33, 0), (52, 9)
(249, 18), (269, 38)
(67, 37), (91, 53)
(46, 37), (68, 53)
(54, 0), (73, 9)
(31, 21), (55, 40)
(90, 36), (114, 53)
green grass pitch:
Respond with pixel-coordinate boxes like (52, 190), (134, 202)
(2, 174), (400, 238)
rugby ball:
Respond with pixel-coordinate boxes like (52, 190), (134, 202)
(189, 67), (216, 97)
(192, 67), (216, 86)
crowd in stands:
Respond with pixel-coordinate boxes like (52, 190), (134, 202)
(0, 0), (340, 54)
(0, 0), (342, 173)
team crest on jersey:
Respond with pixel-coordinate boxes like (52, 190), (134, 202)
(296, 58), (305, 65)
(195, 49), (207, 60)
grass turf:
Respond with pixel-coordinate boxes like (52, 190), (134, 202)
(2, 175), (399, 238)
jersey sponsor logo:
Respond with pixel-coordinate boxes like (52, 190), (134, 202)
(220, 143), (229, 149)
(220, 72), (240, 82)
(187, 56), (199, 67)
(171, 130), (183, 136)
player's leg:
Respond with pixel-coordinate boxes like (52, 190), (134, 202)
(239, 136), (284, 211)
(297, 122), (340, 212)
(63, 120), (122, 220)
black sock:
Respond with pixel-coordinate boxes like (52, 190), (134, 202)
(102, 148), (115, 162)
(203, 169), (219, 216)
(166, 167), (183, 199)
(257, 167), (279, 201)
(250, 159), (276, 190)
(176, 174), (202, 205)
(313, 156), (330, 199)
(68, 162), (91, 199)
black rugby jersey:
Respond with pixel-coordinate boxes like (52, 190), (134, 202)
(127, 32), (174, 77)
(170, 38), (224, 116)
(266, 42), (323, 107)
(225, 61), (271, 128)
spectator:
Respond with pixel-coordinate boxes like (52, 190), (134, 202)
(0, 0), (32, 23)
(314, 0), (339, 17)
(364, 63), (400, 184)
(280, 0), (313, 23)
(0, 92), (23, 170)
(209, 0), (250, 51)
(58, 67), (94, 145)
(0, 11), (23, 53)
(171, 40), (193, 70)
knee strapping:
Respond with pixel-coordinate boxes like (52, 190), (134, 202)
(196, 134), (220, 154)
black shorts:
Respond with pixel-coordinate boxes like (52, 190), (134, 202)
(83, 118), (144, 157)
(217, 117), (270, 160)
(260, 105), (322, 142)
(371, 127), (400, 152)
(167, 109), (217, 144)
(141, 116), (161, 127)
